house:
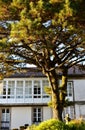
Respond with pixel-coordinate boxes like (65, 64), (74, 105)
(0, 66), (85, 130)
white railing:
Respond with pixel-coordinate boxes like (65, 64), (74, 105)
(0, 94), (73, 104)
(0, 94), (50, 104)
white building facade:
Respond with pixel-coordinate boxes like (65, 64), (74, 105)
(0, 67), (85, 130)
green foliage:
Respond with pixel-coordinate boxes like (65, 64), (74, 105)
(27, 119), (85, 130)
(70, 0), (85, 24)
(34, 119), (68, 130)
(12, 128), (18, 130)
(0, 0), (85, 120)
(27, 124), (37, 130)
(68, 119), (85, 130)
(64, 99), (74, 107)
(44, 86), (51, 95)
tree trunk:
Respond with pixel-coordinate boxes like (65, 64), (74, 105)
(47, 68), (68, 121)
(51, 88), (63, 120)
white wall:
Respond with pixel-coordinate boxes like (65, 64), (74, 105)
(73, 79), (85, 120)
(75, 104), (85, 119)
(11, 107), (31, 130)
(75, 104), (80, 119)
(43, 107), (52, 121)
(11, 106), (52, 129)
(74, 79), (85, 101)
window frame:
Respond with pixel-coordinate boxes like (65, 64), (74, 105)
(32, 107), (42, 123)
(33, 81), (41, 98)
(1, 108), (10, 129)
(67, 81), (73, 97)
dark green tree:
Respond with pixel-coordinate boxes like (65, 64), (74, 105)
(0, 0), (85, 120)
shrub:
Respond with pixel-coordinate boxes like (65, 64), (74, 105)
(68, 119), (85, 130)
(26, 119), (85, 130)
(34, 119), (68, 130)
(26, 124), (37, 130)
(12, 128), (18, 130)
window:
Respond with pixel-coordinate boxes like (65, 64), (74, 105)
(3, 81), (6, 98)
(42, 80), (49, 98)
(25, 81), (32, 98)
(3, 81), (15, 98)
(1, 108), (10, 129)
(16, 81), (23, 98)
(8, 81), (15, 98)
(3, 88), (6, 98)
(34, 81), (41, 98)
(33, 108), (42, 123)
(67, 82), (73, 97)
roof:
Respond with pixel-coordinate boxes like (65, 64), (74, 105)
(68, 66), (85, 75)
(67, 66), (85, 78)
(6, 66), (85, 78)
(7, 67), (46, 78)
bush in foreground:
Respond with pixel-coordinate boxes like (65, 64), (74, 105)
(27, 124), (37, 130)
(36, 119), (68, 130)
(68, 119), (85, 130)
(26, 119), (85, 130)
(26, 119), (68, 130)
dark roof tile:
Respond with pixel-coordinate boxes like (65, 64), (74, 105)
(6, 66), (85, 78)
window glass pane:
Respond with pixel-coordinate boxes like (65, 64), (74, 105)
(33, 108), (42, 123)
(42, 80), (49, 93)
(3, 81), (6, 87)
(38, 113), (41, 117)
(1, 108), (10, 121)
(16, 81), (23, 98)
(8, 81), (15, 98)
(3, 81), (6, 98)
(6, 109), (9, 113)
(34, 81), (41, 98)
(38, 108), (41, 112)
(67, 82), (73, 97)
(25, 81), (32, 98)
(34, 87), (37, 94)
(1, 108), (10, 129)
(3, 88), (6, 95)
(33, 108), (36, 112)
(2, 109), (5, 113)
(42, 80), (49, 98)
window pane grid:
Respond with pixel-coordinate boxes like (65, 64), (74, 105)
(25, 81), (32, 98)
(42, 80), (49, 98)
(3, 80), (50, 99)
(34, 81), (41, 98)
(16, 81), (23, 98)
(67, 82), (73, 97)
(1, 108), (10, 129)
(8, 81), (15, 98)
(33, 108), (42, 123)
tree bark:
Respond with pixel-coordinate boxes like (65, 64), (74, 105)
(46, 68), (68, 121)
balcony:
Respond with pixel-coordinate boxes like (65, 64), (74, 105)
(0, 94), (50, 104)
(0, 95), (73, 105)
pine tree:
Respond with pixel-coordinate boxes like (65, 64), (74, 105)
(0, 0), (85, 120)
